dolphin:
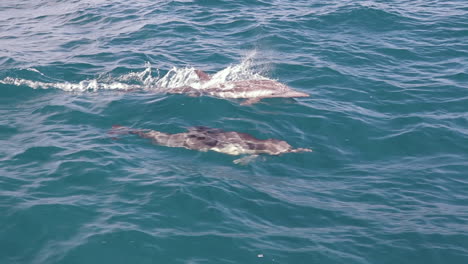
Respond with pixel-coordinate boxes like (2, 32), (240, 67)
(167, 70), (310, 105)
(111, 125), (311, 164)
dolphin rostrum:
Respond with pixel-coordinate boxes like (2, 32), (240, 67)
(167, 70), (309, 105)
(111, 125), (311, 164)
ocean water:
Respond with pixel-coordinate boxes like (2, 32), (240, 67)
(1, 0), (468, 263)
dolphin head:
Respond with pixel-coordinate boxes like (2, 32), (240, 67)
(263, 139), (293, 155)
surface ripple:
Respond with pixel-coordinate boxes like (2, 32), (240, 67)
(1, 1), (468, 263)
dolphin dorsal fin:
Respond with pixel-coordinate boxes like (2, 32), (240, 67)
(195, 70), (211, 82)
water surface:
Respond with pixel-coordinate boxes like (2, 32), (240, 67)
(1, 1), (467, 263)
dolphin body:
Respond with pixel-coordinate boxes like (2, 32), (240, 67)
(167, 70), (309, 105)
(111, 125), (311, 164)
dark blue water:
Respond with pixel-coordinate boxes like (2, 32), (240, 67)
(1, 1), (468, 263)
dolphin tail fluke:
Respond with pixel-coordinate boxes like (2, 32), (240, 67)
(289, 148), (312, 153)
(109, 125), (131, 140)
(109, 125), (147, 139)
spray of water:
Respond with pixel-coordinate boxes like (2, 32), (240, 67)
(0, 51), (272, 92)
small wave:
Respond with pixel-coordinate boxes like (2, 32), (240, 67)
(0, 52), (272, 93)
(26, 67), (45, 75)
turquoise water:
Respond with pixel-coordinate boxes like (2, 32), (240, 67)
(1, 1), (468, 263)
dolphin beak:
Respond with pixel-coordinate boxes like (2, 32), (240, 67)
(284, 91), (310, 98)
(290, 148), (312, 153)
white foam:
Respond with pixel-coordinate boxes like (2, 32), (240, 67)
(155, 66), (201, 89)
(26, 67), (45, 75)
(209, 51), (269, 84)
(116, 62), (157, 86)
(0, 77), (140, 92)
(0, 52), (273, 93)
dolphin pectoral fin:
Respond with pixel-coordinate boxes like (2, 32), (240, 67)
(240, 98), (262, 105)
(233, 155), (259, 165)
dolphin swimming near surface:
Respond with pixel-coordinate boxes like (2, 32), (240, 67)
(0, 68), (309, 105)
(167, 70), (310, 105)
(110, 125), (311, 164)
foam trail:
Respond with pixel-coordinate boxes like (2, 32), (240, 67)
(0, 53), (273, 92)
(0, 77), (141, 92)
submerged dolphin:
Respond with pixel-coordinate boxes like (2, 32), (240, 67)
(167, 70), (309, 105)
(111, 125), (311, 164)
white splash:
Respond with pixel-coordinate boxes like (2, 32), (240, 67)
(208, 51), (269, 85)
(0, 52), (273, 93)
(0, 77), (140, 92)
(116, 62), (157, 86)
(155, 66), (201, 89)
